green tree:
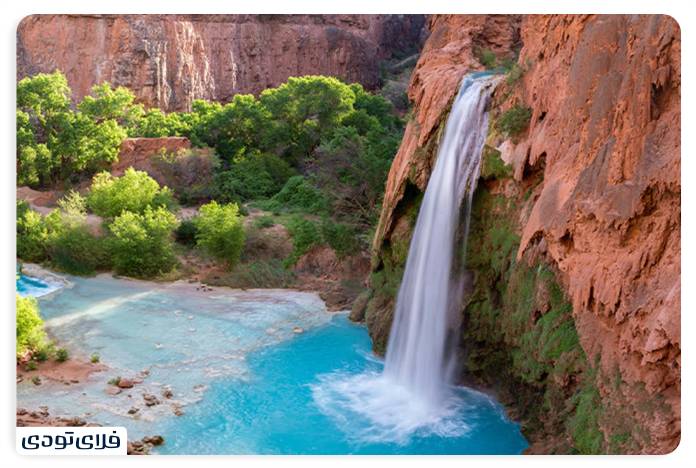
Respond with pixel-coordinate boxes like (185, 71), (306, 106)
(16, 201), (50, 262)
(87, 167), (175, 218)
(213, 151), (295, 203)
(195, 201), (245, 267)
(16, 294), (48, 357)
(17, 71), (128, 186)
(259, 76), (356, 163)
(130, 108), (189, 137)
(108, 206), (179, 278)
(202, 95), (272, 161)
(78, 82), (144, 128)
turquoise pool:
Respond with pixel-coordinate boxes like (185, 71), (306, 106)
(16, 274), (528, 454)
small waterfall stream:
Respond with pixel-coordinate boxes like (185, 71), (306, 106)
(384, 73), (497, 406)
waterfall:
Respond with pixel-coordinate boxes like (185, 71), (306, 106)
(384, 73), (496, 405)
(311, 74), (499, 444)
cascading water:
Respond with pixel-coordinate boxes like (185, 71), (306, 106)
(311, 74), (507, 445)
(384, 73), (496, 405)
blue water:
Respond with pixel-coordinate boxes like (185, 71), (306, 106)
(17, 274), (527, 455)
(16, 274), (62, 297)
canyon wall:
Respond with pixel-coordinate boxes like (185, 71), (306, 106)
(17, 14), (425, 111)
(361, 14), (680, 454)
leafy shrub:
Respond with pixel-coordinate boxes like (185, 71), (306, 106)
(55, 348), (69, 362)
(90, 353), (101, 363)
(108, 206), (179, 278)
(25, 360), (38, 371)
(505, 62), (525, 86)
(497, 105), (532, 138)
(320, 219), (358, 258)
(108, 376), (121, 386)
(195, 201), (245, 267)
(283, 216), (322, 266)
(49, 223), (109, 275)
(259, 176), (330, 215)
(174, 219), (199, 246)
(16, 201), (49, 262)
(34, 348), (49, 362)
(87, 168), (175, 218)
(213, 152), (295, 203)
(476, 48), (497, 69)
(16, 294), (48, 357)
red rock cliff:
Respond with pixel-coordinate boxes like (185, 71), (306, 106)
(368, 14), (680, 453)
(17, 14), (425, 111)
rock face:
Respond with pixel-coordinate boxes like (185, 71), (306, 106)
(366, 14), (680, 454)
(507, 15), (680, 453)
(17, 14), (426, 111)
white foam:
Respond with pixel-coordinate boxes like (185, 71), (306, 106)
(311, 371), (472, 446)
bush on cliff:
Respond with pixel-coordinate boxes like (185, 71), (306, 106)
(497, 105), (532, 138)
(108, 206), (179, 278)
(87, 168), (176, 218)
(195, 201), (245, 268)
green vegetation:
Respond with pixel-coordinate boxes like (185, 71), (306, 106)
(476, 48), (498, 69)
(108, 207), (179, 278)
(17, 71), (405, 286)
(253, 215), (275, 229)
(25, 361), (38, 371)
(210, 259), (295, 289)
(283, 216), (322, 267)
(90, 353), (101, 364)
(87, 168), (175, 218)
(16, 201), (51, 262)
(497, 105), (532, 138)
(55, 347), (69, 362)
(480, 146), (513, 180)
(16, 295), (48, 358)
(17, 72), (127, 187)
(258, 176), (330, 215)
(461, 157), (607, 453)
(195, 201), (245, 267)
(174, 219), (198, 246)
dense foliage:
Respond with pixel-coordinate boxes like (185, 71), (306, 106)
(497, 105), (532, 138)
(16, 294), (48, 357)
(17, 72), (127, 187)
(87, 168), (175, 218)
(195, 201), (245, 267)
(108, 206), (179, 278)
(17, 71), (406, 279)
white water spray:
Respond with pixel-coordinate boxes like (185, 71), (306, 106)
(384, 74), (496, 405)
